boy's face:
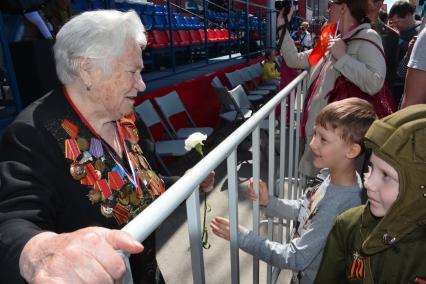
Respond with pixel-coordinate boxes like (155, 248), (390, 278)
(364, 153), (400, 217)
(309, 124), (354, 170)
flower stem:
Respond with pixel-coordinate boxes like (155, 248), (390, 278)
(201, 192), (211, 249)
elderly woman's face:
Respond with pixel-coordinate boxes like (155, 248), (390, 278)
(90, 42), (146, 120)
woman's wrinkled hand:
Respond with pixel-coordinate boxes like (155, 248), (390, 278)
(210, 216), (246, 241)
(247, 177), (270, 206)
(19, 227), (144, 284)
(328, 38), (347, 60)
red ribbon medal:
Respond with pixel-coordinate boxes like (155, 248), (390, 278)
(65, 139), (81, 161)
(108, 171), (125, 191)
(95, 179), (111, 199)
(62, 119), (79, 139)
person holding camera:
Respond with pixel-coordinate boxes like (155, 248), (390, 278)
(277, 0), (386, 179)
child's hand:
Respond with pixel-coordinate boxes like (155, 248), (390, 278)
(247, 177), (270, 206)
(210, 216), (246, 241)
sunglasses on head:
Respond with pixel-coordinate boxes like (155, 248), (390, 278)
(328, 0), (343, 8)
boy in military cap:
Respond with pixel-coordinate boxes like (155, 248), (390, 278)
(315, 104), (426, 283)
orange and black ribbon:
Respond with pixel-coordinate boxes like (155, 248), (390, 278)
(349, 252), (365, 279)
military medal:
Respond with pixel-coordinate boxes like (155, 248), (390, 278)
(89, 138), (104, 158)
(95, 179), (111, 199)
(60, 113), (166, 226)
(146, 170), (165, 196)
(109, 171), (125, 190)
(129, 190), (141, 205)
(88, 189), (102, 204)
(138, 155), (150, 170)
(77, 137), (89, 151)
(70, 162), (86, 180)
(131, 143), (143, 154)
(118, 191), (130, 205)
(65, 139), (81, 161)
(114, 203), (130, 225)
(101, 204), (114, 218)
(62, 119), (79, 138)
(78, 151), (93, 164)
(94, 159), (106, 173)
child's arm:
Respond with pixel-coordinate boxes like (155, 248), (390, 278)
(314, 218), (346, 282)
(212, 201), (340, 273)
(247, 178), (300, 220)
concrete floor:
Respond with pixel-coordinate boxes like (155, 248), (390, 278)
(155, 127), (298, 284)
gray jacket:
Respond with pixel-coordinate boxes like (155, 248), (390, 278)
(279, 24), (386, 177)
(238, 174), (363, 284)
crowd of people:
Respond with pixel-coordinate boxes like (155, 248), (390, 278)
(212, 0), (426, 282)
(0, 0), (425, 282)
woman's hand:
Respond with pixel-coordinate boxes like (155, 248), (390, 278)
(247, 177), (270, 206)
(210, 216), (246, 241)
(19, 227), (144, 284)
(328, 38), (347, 60)
(277, 5), (295, 28)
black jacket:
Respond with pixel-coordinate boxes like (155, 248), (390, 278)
(0, 88), (178, 283)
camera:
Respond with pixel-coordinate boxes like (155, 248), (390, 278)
(275, 0), (298, 11)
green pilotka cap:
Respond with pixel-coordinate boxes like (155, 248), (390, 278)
(361, 104), (426, 255)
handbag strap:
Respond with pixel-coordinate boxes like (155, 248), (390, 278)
(344, 29), (385, 59)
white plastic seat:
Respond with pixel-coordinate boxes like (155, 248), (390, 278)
(154, 91), (214, 139)
(134, 100), (189, 174)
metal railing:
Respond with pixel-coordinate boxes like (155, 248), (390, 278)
(122, 70), (308, 284)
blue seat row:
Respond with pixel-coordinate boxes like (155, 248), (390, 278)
(142, 14), (204, 31)
(70, 0), (107, 12)
(115, 2), (170, 16)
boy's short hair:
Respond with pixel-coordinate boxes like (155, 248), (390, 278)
(315, 98), (377, 147)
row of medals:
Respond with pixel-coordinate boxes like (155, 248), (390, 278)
(69, 136), (155, 222)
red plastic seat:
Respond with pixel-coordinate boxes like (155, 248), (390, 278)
(214, 29), (226, 42)
(198, 29), (207, 42)
(146, 31), (155, 48)
(189, 29), (202, 45)
(207, 29), (219, 42)
(151, 30), (169, 48)
(177, 30), (191, 46)
(166, 31), (183, 46)
(222, 29), (237, 41)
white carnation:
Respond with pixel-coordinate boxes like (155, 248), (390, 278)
(185, 132), (207, 151)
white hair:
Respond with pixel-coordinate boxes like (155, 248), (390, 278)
(54, 10), (146, 85)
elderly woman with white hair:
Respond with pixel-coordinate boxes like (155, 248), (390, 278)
(0, 10), (214, 283)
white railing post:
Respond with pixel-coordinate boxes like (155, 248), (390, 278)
(227, 150), (240, 284)
(287, 89), (296, 234)
(252, 126), (261, 284)
(266, 111), (276, 283)
(278, 96), (288, 245)
(119, 72), (308, 284)
(294, 82), (302, 198)
(186, 188), (206, 284)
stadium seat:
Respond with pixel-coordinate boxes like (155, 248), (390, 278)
(191, 17), (203, 29)
(177, 30), (191, 46)
(154, 5), (167, 15)
(188, 29), (202, 45)
(151, 31), (169, 48)
(143, 4), (155, 15)
(142, 15), (154, 31)
(153, 14), (168, 30)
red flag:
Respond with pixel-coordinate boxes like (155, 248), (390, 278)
(308, 23), (337, 66)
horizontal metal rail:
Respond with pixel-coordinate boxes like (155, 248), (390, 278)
(122, 70), (308, 283)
